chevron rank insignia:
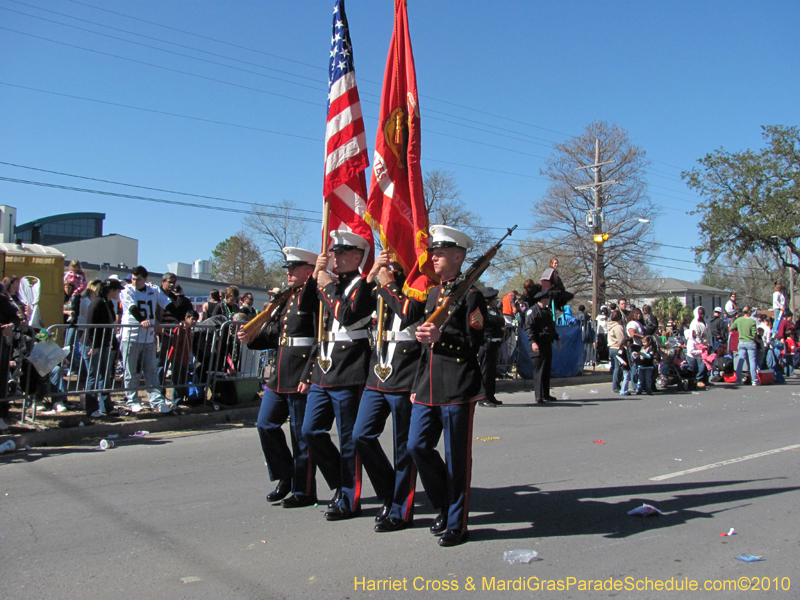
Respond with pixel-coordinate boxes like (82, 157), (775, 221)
(470, 308), (484, 329)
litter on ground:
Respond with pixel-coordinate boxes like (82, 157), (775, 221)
(628, 504), (662, 517)
(735, 555), (764, 562)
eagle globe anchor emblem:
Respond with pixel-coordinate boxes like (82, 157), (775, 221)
(374, 363), (393, 382)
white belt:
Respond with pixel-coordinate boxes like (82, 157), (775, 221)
(382, 330), (416, 342)
(280, 336), (315, 347)
(322, 330), (369, 342)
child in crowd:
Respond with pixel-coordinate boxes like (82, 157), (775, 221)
(634, 335), (658, 395)
(169, 310), (198, 406)
(63, 259), (87, 298)
(617, 338), (633, 396)
(784, 333), (796, 377)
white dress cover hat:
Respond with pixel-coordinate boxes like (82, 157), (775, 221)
(427, 224), (474, 250)
(282, 247), (317, 267)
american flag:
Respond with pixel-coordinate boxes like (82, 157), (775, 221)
(323, 0), (373, 267)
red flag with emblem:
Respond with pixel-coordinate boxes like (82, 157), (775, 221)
(365, 0), (434, 300)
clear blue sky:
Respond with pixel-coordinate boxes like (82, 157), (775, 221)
(2, 0), (798, 282)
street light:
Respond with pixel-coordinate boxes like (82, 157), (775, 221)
(591, 218), (650, 319)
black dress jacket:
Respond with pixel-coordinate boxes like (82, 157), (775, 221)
(308, 271), (375, 388)
(365, 278), (426, 393)
(248, 278), (318, 394)
(412, 279), (487, 406)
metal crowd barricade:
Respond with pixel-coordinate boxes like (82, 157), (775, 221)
(4, 325), (44, 429)
(9, 322), (241, 427)
(206, 320), (273, 408)
(498, 322), (525, 379)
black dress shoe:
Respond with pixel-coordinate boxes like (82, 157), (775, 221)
(374, 516), (412, 532)
(479, 400), (498, 408)
(430, 510), (447, 535)
(375, 501), (392, 523)
(266, 479), (291, 502)
(324, 504), (360, 521)
(546, 395), (558, 402)
(438, 529), (469, 547)
(281, 494), (317, 508)
(327, 488), (342, 509)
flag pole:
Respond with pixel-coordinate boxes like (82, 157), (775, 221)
(317, 199), (331, 343)
(376, 295), (386, 353)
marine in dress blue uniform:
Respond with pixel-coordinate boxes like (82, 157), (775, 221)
(408, 225), (487, 547)
(238, 248), (318, 508)
(353, 250), (426, 532)
(303, 230), (375, 521)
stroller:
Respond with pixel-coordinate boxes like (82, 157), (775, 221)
(656, 337), (694, 391)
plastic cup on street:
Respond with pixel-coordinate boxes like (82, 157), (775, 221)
(99, 439), (115, 450)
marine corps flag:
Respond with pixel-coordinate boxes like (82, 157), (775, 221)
(365, 0), (433, 300)
(324, 0), (374, 271)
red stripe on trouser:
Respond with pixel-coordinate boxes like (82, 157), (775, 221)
(404, 463), (417, 521)
(353, 454), (362, 511)
(305, 451), (314, 496)
(462, 401), (476, 530)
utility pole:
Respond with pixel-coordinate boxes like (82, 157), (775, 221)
(577, 139), (618, 320)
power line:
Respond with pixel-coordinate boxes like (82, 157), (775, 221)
(63, 0), (327, 73)
(34, 0), (698, 177)
(0, 27), (324, 107)
(3, 3), (325, 87)
(0, 161), (321, 213)
(2, 25), (700, 183)
(62, 0), (572, 139)
(0, 176), (323, 222)
(1, 12), (564, 152)
(19, 0), (570, 149)
(0, 81), (321, 141)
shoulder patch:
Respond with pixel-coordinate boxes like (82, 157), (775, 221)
(470, 308), (484, 329)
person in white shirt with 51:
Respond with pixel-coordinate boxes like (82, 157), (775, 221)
(120, 265), (173, 413)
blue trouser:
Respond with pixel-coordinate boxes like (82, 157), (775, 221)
(686, 356), (706, 382)
(609, 348), (622, 391)
(83, 346), (114, 415)
(354, 389), (416, 522)
(408, 401), (476, 532)
(620, 369), (632, 393)
(766, 345), (785, 383)
(637, 366), (654, 393)
(257, 389), (316, 498)
(736, 341), (758, 383)
(302, 385), (362, 511)
(64, 327), (83, 372)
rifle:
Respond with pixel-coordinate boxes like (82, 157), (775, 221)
(240, 287), (294, 339)
(426, 225), (517, 329)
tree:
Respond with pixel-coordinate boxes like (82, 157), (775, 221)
(530, 121), (659, 306)
(210, 231), (274, 288)
(423, 169), (489, 254)
(652, 295), (693, 325)
(700, 251), (784, 309)
(243, 199), (313, 262)
(684, 125), (800, 277)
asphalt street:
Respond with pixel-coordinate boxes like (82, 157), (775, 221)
(2, 379), (799, 600)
